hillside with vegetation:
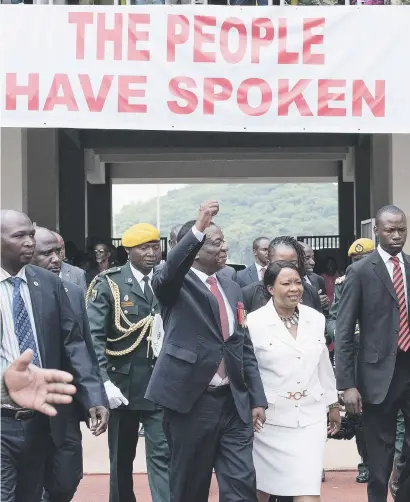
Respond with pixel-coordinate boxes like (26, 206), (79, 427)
(113, 183), (338, 264)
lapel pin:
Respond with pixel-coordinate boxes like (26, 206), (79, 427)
(124, 294), (129, 301)
(33, 281), (39, 287)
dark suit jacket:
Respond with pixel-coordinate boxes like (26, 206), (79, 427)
(60, 261), (87, 294)
(335, 250), (410, 404)
(242, 279), (322, 314)
(218, 265), (237, 282)
(307, 273), (329, 317)
(236, 263), (259, 288)
(24, 265), (107, 445)
(62, 280), (107, 416)
(146, 230), (268, 423)
(307, 273), (326, 295)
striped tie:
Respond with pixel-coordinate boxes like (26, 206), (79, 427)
(391, 257), (410, 352)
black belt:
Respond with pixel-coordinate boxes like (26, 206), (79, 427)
(206, 385), (231, 396)
(1, 408), (37, 421)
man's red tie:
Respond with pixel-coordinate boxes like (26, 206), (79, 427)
(391, 256), (410, 352)
(207, 276), (229, 378)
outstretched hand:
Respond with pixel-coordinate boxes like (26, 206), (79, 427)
(4, 350), (76, 416)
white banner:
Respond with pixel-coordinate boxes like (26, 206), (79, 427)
(1, 5), (410, 133)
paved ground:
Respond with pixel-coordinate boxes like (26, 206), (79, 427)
(74, 471), (393, 502)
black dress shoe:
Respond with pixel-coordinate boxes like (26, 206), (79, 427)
(356, 466), (369, 483)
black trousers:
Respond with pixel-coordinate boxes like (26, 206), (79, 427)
(355, 424), (368, 467)
(163, 387), (256, 502)
(43, 419), (83, 502)
(362, 351), (410, 502)
(108, 407), (170, 502)
(1, 413), (51, 502)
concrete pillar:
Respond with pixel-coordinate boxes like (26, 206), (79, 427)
(87, 178), (112, 244)
(370, 134), (391, 215)
(0, 128), (27, 212)
(391, 134), (410, 254)
(354, 137), (371, 236)
(338, 166), (355, 268)
(59, 146), (87, 251)
(26, 129), (59, 230)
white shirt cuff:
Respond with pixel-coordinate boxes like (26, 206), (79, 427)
(191, 226), (204, 242)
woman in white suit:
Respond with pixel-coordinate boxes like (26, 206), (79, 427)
(247, 261), (341, 502)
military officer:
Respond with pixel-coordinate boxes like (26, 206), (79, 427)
(327, 238), (375, 484)
(87, 223), (170, 502)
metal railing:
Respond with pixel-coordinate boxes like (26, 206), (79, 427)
(297, 235), (341, 250)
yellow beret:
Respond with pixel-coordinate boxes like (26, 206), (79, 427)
(122, 223), (160, 248)
(348, 238), (375, 257)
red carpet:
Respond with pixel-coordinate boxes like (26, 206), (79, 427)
(73, 471), (390, 502)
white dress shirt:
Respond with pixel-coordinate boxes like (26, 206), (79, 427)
(378, 245), (408, 313)
(0, 267), (42, 367)
(129, 263), (153, 295)
(191, 226), (234, 386)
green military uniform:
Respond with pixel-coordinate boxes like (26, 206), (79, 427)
(87, 262), (169, 502)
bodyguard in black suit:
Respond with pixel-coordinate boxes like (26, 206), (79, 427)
(335, 205), (410, 502)
(0, 210), (109, 502)
(146, 201), (267, 502)
(300, 242), (329, 314)
(236, 237), (270, 288)
(30, 227), (107, 502)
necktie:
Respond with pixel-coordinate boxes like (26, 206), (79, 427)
(260, 267), (266, 281)
(391, 257), (410, 352)
(7, 277), (40, 366)
(142, 276), (154, 306)
(207, 276), (229, 379)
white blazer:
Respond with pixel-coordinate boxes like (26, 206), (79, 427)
(247, 300), (338, 428)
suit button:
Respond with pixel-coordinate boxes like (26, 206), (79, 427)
(124, 310), (128, 314)
(297, 381), (300, 384)
(112, 367), (116, 371)
(394, 330), (398, 334)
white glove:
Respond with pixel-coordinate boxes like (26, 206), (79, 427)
(104, 381), (129, 409)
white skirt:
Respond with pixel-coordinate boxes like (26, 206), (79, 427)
(253, 418), (327, 496)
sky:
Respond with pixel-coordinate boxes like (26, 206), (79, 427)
(112, 184), (186, 214)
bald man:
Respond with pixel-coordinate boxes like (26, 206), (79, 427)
(52, 232), (87, 293)
(31, 227), (108, 502)
(0, 210), (107, 502)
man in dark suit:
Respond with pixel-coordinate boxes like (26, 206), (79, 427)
(52, 232), (87, 294)
(237, 237), (270, 288)
(30, 226), (107, 502)
(242, 236), (322, 314)
(87, 223), (170, 502)
(335, 205), (410, 502)
(0, 210), (109, 502)
(300, 242), (329, 313)
(146, 200), (267, 502)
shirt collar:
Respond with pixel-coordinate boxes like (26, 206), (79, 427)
(377, 244), (404, 264)
(191, 267), (216, 284)
(255, 262), (263, 273)
(0, 266), (27, 283)
(129, 263), (153, 283)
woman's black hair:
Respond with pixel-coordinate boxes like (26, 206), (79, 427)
(268, 236), (306, 277)
(263, 260), (303, 291)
